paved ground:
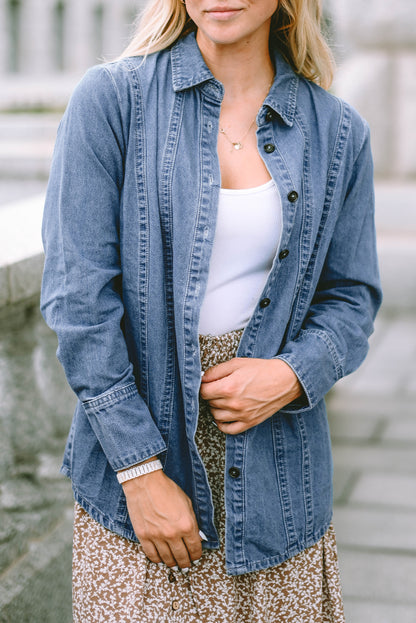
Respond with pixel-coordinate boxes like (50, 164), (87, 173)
(328, 310), (416, 622)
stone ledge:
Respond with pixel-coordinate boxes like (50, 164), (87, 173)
(0, 508), (73, 623)
(0, 194), (44, 309)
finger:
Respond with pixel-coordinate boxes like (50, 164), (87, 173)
(200, 375), (240, 401)
(216, 420), (248, 435)
(201, 358), (242, 383)
(200, 378), (227, 401)
(155, 541), (178, 568)
(139, 539), (162, 564)
(210, 407), (239, 423)
(206, 397), (237, 410)
(169, 539), (193, 570)
(183, 534), (203, 562)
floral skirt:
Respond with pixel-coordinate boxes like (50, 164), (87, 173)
(72, 329), (346, 623)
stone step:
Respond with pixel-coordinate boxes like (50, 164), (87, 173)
(0, 145), (53, 179)
(0, 114), (61, 140)
(0, 114), (59, 179)
(0, 75), (80, 113)
(375, 181), (416, 234)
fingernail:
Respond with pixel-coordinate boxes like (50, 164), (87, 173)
(199, 530), (208, 541)
(181, 567), (190, 573)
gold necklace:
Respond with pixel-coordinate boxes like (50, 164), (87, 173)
(219, 121), (255, 151)
(219, 77), (274, 152)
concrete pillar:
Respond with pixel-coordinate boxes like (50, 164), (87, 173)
(333, 53), (396, 179)
(19, 0), (56, 74)
(328, 0), (416, 180)
(328, 0), (416, 53)
(101, 0), (129, 61)
(0, 0), (8, 73)
(64, 0), (94, 72)
(395, 53), (416, 178)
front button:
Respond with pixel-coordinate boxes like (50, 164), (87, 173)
(260, 298), (271, 308)
(287, 190), (298, 202)
(265, 110), (274, 122)
(172, 600), (180, 611)
(229, 467), (240, 478)
(264, 143), (275, 153)
(279, 249), (289, 260)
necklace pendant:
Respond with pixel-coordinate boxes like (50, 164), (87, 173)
(233, 142), (243, 151)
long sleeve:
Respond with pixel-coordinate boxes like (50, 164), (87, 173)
(276, 122), (382, 412)
(41, 66), (166, 470)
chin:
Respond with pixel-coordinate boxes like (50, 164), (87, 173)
(198, 25), (255, 47)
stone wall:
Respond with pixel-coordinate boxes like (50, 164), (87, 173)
(0, 303), (75, 622)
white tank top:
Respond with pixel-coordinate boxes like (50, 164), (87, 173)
(198, 179), (282, 336)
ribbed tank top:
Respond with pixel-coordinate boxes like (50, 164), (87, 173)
(198, 179), (282, 336)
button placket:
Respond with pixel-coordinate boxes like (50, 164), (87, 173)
(229, 466), (240, 478)
(259, 298), (271, 309)
(287, 190), (298, 203)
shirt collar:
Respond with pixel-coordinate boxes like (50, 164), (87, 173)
(170, 31), (298, 127)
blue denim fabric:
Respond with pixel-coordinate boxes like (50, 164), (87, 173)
(41, 32), (382, 575)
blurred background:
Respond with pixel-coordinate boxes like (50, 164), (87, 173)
(0, 1), (415, 621)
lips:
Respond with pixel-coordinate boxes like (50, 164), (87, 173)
(208, 5), (242, 10)
(205, 6), (243, 19)
(206, 6), (242, 16)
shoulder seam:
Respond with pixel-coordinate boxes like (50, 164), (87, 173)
(103, 65), (123, 109)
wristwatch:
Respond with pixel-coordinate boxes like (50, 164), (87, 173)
(117, 459), (163, 484)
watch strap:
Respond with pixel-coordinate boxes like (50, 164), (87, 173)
(117, 459), (163, 484)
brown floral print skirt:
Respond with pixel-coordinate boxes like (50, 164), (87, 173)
(72, 329), (346, 623)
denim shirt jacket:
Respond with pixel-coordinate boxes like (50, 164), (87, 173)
(41, 32), (382, 576)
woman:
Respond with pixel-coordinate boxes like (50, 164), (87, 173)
(41, 0), (381, 620)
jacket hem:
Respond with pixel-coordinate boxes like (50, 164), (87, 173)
(72, 486), (139, 543)
(63, 464), (333, 577)
(225, 513), (333, 576)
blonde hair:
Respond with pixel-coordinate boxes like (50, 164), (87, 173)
(120, 0), (335, 89)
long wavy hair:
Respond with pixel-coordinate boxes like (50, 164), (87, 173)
(119, 0), (335, 89)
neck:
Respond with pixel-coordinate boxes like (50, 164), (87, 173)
(196, 28), (275, 99)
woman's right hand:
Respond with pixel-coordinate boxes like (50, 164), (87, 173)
(122, 469), (203, 569)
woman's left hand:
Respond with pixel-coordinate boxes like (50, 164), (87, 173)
(200, 358), (303, 435)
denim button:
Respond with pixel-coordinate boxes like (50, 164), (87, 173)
(287, 190), (298, 202)
(264, 143), (275, 153)
(279, 249), (289, 260)
(265, 110), (274, 122)
(260, 298), (271, 308)
(229, 467), (240, 478)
